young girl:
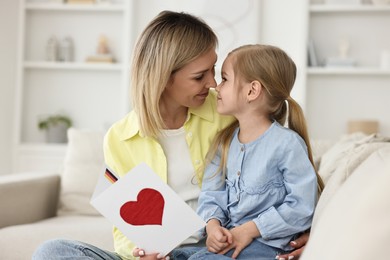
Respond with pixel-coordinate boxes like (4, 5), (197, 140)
(182, 44), (324, 260)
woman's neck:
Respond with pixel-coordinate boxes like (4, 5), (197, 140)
(237, 115), (272, 144)
(160, 102), (188, 130)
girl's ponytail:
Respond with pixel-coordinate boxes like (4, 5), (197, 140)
(287, 96), (324, 195)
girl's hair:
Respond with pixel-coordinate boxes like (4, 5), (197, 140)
(206, 44), (324, 195)
(131, 10), (218, 137)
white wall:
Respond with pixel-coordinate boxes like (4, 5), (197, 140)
(0, 0), (19, 175)
(307, 75), (390, 139)
(2, 0), (389, 173)
(260, 0), (309, 110)
(133, 0), (261, 81)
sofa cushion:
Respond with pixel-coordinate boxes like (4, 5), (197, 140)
(318, 132), (389, 184)
(301, 147), (390, 260)
(0, 215), (113, 260)
(57, 128), (105, 216)
(313, 141), (390, 226)
(310, 139), (335, 169)
(0, 172), (60, 228)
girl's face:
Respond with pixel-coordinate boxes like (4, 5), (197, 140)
(215, 55), (247, 116)
(163, 48), (217, 109)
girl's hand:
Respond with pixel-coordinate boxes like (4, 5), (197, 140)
(205, 219), (233, 253)
(219, 221), (260, 259)
(132, 247), (169, 260)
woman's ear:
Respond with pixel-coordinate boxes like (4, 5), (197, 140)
(247, 80), (262, 102)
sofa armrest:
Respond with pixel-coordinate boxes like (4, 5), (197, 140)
(0, 172), (61, 228)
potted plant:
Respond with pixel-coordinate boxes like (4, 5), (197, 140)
(38, 114), (72, 143)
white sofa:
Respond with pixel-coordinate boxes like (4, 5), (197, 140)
(0, 129), (389, 260)
(0, 129), (114, 260)
(301, 133), (390, 260)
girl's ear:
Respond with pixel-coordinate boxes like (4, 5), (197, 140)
(247, 80), (262, 102)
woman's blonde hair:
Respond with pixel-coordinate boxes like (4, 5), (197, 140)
(207, 44), (324, 195)
(131, 11), (218, 137)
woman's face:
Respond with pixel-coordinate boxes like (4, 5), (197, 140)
(163, 48), (217, 109)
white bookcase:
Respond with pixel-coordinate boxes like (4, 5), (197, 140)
(260, 0), (390, 139)
(13, 0), (133, 173)
(306, 1), (390, 139)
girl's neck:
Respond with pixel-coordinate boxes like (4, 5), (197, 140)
(237, 115), (272, 144)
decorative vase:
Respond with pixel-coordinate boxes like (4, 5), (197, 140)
(46, 36), (58, 61)
(46, 123), (68, 143)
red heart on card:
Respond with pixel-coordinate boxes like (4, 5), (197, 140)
(120, 188), (165, 226)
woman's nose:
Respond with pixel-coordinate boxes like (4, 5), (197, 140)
(205, 73), (217, 89)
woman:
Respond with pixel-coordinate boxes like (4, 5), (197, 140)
(32, 11), (307, 260)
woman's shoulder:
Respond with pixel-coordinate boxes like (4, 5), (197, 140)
(105, 111), (139, 142)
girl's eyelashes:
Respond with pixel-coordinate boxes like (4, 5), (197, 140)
(218, 77), (226, 86)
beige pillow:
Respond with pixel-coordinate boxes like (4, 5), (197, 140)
(318, 132), (372, 184)
(318, 133), (390, 184)
(57, 128), (105, 215)
(310, 139), (335, 169)
(301, 147), (390, 260)
(312, 142), (390, 226)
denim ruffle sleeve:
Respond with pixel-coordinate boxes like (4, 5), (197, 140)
(196, 148), (229, 227)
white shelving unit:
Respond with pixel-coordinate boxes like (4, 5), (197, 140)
(308, 67), (390, 75)
(310, 4), (390, 12)
(306, 1), (390, 139)
(24, 61), (123, 71)
(25, 2), (125, 11)
(13, 0), (133, 173)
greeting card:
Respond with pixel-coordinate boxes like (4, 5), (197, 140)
(90, 162), (205, 257)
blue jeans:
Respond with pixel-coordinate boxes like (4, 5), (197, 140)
(171, 240), (289, 260)
(170, 239), (206, 260)
(32, 239), (121, 260)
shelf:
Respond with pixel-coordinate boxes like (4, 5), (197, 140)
(19, 143), (68, 151)
(15, 143), (68, 173)
(24, 61), (122, 71)
(14, 0), (132, 172)
(307, 67), (390, 75)
(25, 2), (125, 12)
(310, 4), (390, 12)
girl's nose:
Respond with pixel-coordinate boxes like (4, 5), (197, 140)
(215, 82), (221, 92)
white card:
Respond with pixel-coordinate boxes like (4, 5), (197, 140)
(90, 162), (205, 256)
